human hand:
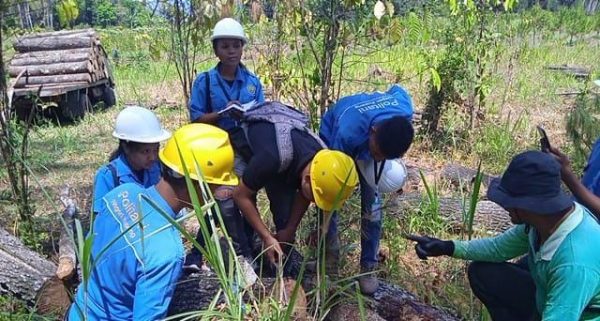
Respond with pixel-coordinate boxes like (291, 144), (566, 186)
(264, 235), (284, 265)
(404, 234), (454, 260)
(547, 146), (572, 174)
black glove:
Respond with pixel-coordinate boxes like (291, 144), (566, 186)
(405, 234), (454, 260)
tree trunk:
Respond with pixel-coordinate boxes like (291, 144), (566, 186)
(388, 193), (512, 233)
(13, 36), (96, 52)
(14, 73), (92, 87)
(19, 29), (97, 40)
(167, 270), (459, 320)
(0, 227), (58, 304)
(9, 61), (93, 77)
(11, 52), (93, 66)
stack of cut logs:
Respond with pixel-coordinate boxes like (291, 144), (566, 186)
(9, 29), (109, 91)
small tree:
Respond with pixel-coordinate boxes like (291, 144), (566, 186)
(56, 0), (80, 28)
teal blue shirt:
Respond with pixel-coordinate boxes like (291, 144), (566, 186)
(453, 203), (600, 321)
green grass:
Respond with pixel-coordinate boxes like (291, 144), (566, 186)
(1, 8), (599, 320)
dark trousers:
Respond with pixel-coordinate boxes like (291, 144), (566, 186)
(467, 260), (538, 321)
(191, 196), (255, 260)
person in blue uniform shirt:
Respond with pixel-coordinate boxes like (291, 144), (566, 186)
(56, 106), (171, 282)
(319, 84), (415, 295)
(67, 124), (240, 321)
(92, 106), (171, 214)
(186, 17), (265, 269)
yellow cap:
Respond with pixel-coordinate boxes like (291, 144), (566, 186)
(159, 124), (238, 185)
(310, 149), (358, 211)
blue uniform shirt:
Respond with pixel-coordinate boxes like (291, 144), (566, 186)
(69, 184), (184, 321)
(92, 153), (161, 213)
(582, 138), (600, 198)
(319, 85), (413, 161)
(188, 63), (265, 130)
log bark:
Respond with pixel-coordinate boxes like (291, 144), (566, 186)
(167, 271), (459, 321)
(12, 48), (92, 60)
(15, 73), (92, 87)
(388, 193), (512, 233)
(0, 226), (57, 304)
(9, 61), (93, 77)
(13, 36), (95, 52)
(19, 29), (97, 40)
(545, 64), (591, 79)
(10, 53), (92, 66)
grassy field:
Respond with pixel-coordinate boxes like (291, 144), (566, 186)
(1, 8), (600, 320)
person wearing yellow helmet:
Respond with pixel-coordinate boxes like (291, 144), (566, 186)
(232, 102), (358, 266)
(67, 124), (238, 321)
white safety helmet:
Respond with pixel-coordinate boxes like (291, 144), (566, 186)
(211, 18), (248, 44)
(357, 158), (407, 193)
(112, 106), (172, 143)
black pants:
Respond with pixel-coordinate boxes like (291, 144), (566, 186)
(191, 196), (255, 261)
(467, 259), (538, 321)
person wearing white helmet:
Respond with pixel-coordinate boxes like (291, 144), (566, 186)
(91, 106), (171, 214)
(189, 17), (264, 128)
(185, 17), (265, 270)
(55, 106), (171, 283)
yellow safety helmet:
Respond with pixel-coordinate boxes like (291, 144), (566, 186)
(310, 149), (359, 211)
(158, 123), (238, 186)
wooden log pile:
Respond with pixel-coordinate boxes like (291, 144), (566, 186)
(9, 28), (110, 94)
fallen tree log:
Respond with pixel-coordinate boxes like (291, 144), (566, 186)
(14, 36), (95, 52)
(19, 29), (97, 40)
(167, 270), (459, 321)
(388, 193), (512, 233)
(9, 61), (93, 77)
(10, 52), (92, 66)
(0, 226), (58, 305)
(12, 48), (92, 60)
(15, 73), (92, 87)
(546, 64), (591, 79)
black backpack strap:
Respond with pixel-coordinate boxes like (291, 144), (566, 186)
(107, 163), (119, 188)
(204, 71), (212, 113)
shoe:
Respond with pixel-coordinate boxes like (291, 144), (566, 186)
(56, 257), (75, 280)
(358, 265), (379, 295)
(183, 251), (203, 273)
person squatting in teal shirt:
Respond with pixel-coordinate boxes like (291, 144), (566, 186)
(407, 151), (600, 321)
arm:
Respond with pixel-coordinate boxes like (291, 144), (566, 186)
(549, 146), (600, 217)
(233, 180), (271, 242)
(452, 225), (529, 262)
(233, 180), (282, 263)
(541, 265), (600, 321)
(255, 79), (265, 103)
(189, 74), (220, 124)
(92, 168), (114, 214)
(275, 192), (311, 244)
(132, 256), (182, 320)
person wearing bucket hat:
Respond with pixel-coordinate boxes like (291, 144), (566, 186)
(56, 106), (172, 282)
(318, 85), (414, 294)
(406, 151), (600, 321)
(67, 124), (241, 321)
